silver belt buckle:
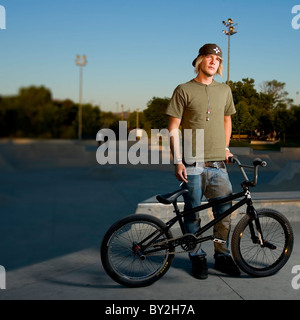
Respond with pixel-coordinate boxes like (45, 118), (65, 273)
(216, 161), (225, 169)
(209, 161), (221, 169)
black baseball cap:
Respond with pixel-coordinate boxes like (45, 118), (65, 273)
(192, 43), (223, 67)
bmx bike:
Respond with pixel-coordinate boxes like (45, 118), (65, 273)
(101, 156), (294, 287)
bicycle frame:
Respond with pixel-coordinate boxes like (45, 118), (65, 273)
(138, 158), (267, 255)
(172, 190), (251, 237)
(138, 188), (265, 258)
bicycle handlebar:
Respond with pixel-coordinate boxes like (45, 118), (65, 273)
(252, 158), (267, 168)
(228, 156), (267, 188)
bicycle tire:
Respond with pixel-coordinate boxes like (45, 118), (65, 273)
(101, 214), (175, 287)
(231, 208), (294, 277)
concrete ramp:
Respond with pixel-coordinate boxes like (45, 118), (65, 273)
(0, 141), (97, 170)
(0, 154), (15, 172)
(269, 161), (300, 185)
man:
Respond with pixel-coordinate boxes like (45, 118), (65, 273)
(166, 43), (240, 279)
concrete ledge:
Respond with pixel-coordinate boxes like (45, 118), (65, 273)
(230, 147), (253, 155)
(136, 192), (300, 231)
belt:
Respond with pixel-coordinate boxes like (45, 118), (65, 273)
(184, 161), (226, 169)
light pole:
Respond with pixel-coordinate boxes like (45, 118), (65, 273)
(136, 108), (139, 129)
(121, 104), (124, 120)
(222, 18), (238, 85)
(75, 54), (87, 140)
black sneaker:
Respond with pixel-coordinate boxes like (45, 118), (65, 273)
(190, 256), (208, 280)
(214, 255), (240, 276)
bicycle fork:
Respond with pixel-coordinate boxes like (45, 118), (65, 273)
(247, 205), (264, 246)
(246, 200), (276, 250)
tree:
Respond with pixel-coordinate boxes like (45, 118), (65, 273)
(15, 86), (54, 137)
(289, 106), (300, 136)
(53, 99), (78, 138)
(143, 97), (170, 130)
(230, 79), (295, 139)
(232, 101), (258, 139)
(273, 106), (296, 141)
(0, 86), (116, 139)
(260, 80), (292, 108)
(127, 110), (146, 130)
(81, 104), (102, 139)
(229, 78), (258, 106)
(18, 85), (52, 106)
(0, 96), (19, 137)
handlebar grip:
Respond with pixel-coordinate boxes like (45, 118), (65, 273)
(228, 155), (238, 164)
(253, 158), (267, 167)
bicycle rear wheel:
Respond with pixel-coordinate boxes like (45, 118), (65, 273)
(231, 209), (294, 277)
(101, 214), (175, 287)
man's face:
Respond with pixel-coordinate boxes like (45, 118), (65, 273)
(200, 54), (221, 77)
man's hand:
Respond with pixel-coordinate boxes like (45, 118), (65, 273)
(225, 149), (234, 164)
(174, 163), (188, 183)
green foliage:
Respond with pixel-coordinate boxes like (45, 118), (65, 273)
(232, 101), (258, 137)
(229, 78), (299, 139)
(229, 78), (258, 106)
(143, 97), (170, 130)
(0, 86), (119, 139)
(127, 110), (147, 130)
(260, 80), (291, 107)
(1, 80), (300, 141)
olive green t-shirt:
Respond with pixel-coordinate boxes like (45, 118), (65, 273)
(166, 79), (236, 163)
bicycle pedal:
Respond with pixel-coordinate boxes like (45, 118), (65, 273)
(212, 237), (226, 244)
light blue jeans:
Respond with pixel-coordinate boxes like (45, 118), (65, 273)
(181, 164), (233, 258)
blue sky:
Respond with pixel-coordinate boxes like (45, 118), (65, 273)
(0, 0), (300, 112)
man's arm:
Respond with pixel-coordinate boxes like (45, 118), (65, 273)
(168, 116), (188, 183)
(224, 115), (234, 162)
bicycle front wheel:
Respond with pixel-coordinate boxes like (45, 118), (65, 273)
(231, 209), (294, 277)
(101, 214), (175, 287)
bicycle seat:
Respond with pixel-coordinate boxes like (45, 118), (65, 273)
(156, 189), (189, 205)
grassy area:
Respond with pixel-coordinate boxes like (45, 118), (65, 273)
(230, 139), (300, 151)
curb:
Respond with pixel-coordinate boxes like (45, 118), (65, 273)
(136, 192), (300, 232)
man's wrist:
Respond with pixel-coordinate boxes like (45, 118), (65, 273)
(174, 158), (183, 165)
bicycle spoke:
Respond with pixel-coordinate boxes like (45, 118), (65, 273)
(107, 220), (170, 281)
(238, 215), (287, 271)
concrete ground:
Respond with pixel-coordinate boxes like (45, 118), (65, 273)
(0, 140), (300, 301)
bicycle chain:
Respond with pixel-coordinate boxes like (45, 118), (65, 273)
(144, 234), (198, 256)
